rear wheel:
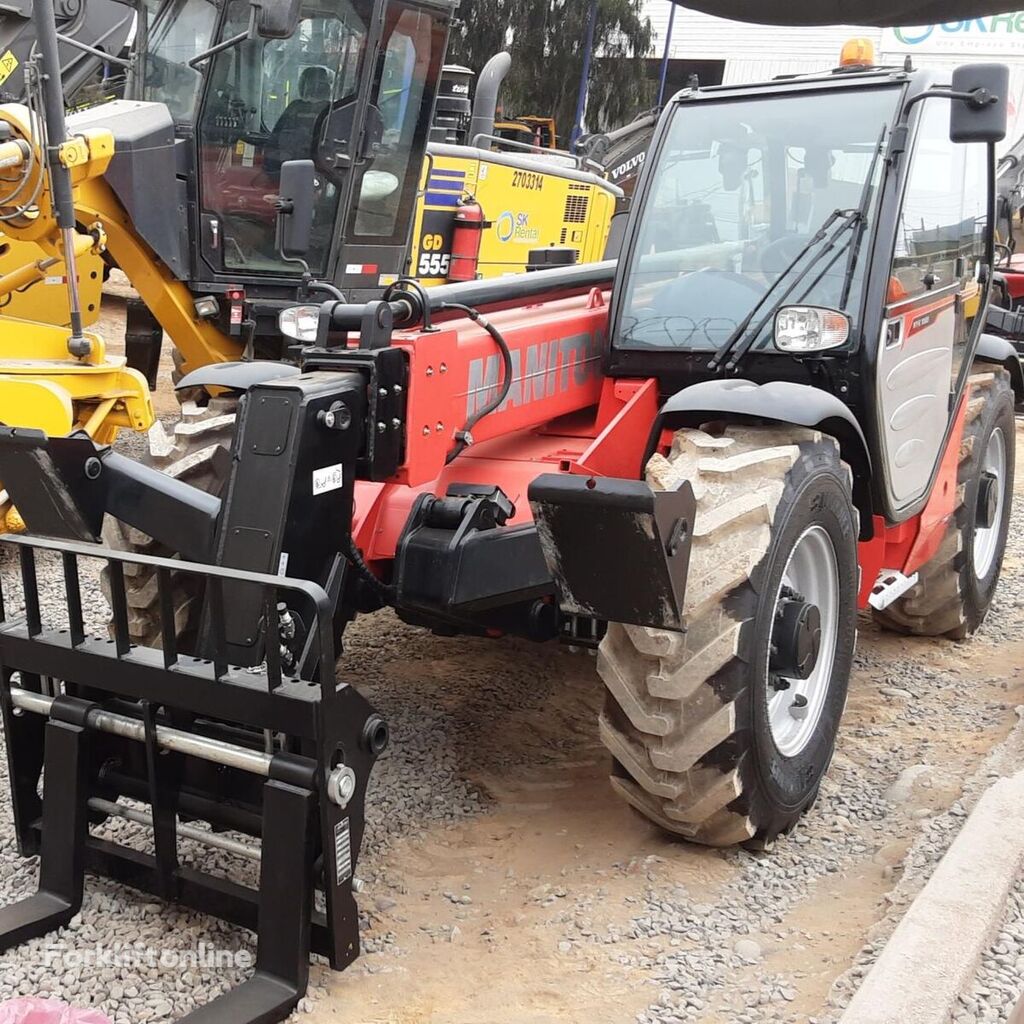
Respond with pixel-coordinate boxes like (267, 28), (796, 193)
(873, 370), (1015, 639)
(597, 427), (859, 847)
(101, 398), (237, 649)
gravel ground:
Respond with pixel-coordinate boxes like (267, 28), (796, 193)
(954, 877), (1024, 1024)
(0, 402), (1020, 1021)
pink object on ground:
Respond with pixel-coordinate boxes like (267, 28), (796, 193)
(0, 1000), (112, 1024)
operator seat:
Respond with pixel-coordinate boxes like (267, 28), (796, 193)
(264, 65), (332, 175)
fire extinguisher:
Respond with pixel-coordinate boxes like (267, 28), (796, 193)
(448, 196), (488, 283)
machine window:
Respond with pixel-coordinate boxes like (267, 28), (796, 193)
(617, 86), (899, 352)
(889, 98), (988, 390)
(196, 0), (371, 275)
(348, 6), (448, 243)
(143, 0), (219, 123)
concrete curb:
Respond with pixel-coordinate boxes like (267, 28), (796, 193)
(840, 770), (1024, 1024)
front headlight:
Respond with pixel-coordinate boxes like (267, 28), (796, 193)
(774, 306), (850, 353)
(278, 305), (321, 343)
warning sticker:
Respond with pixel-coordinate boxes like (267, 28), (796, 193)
(0, 51), (19, 88)
(334, 819), (352, 886)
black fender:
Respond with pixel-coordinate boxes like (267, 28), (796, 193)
(975, 334), (1024, 406)
(657, 379), (874, 538)
(175, 360), (302, 394)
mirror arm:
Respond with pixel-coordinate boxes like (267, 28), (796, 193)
(188, 5), (256, 68)
(904, 85), (999, 114)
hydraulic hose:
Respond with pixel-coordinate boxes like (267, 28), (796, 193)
(438, 301), (514, 464)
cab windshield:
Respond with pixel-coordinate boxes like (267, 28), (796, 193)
(618, 85), (900, 352)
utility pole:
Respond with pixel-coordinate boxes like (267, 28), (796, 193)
(570, 0), (599, 149)
(657, 1), (677, 106)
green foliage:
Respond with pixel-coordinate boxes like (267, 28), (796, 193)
(449, 0), (654, 142)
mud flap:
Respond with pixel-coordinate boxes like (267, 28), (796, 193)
(528, 474), (695, 631)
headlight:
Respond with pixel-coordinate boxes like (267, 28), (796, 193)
(774, 306), (850, 353)
(193, 295), (219, 320)
(278, 305), (320, 343)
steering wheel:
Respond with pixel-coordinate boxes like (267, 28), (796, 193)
(760, 235), (811, 277)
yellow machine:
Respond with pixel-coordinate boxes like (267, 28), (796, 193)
(409, 142), (619, 286)
(0, 235), (104, 326)
(494, 115), (559, 150)
(0, 104), (154, 531)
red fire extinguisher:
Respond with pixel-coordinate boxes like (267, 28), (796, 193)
(448, 197), (487, 283)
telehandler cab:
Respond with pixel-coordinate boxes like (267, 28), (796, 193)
(0, 46), (1021, 1024)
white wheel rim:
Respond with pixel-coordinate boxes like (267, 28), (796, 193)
(765, 525), (840, 758)
(973, 427), (1007, 580)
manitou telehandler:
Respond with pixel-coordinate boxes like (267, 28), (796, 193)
(0, 23), (1023, 1022)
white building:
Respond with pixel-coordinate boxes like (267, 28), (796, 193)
(641, 2), (1024, 142)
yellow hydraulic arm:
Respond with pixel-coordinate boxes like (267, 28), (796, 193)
(0, 103), (156, 530)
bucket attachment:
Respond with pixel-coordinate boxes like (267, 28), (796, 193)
(528, 474), (696, 631)
(0, 534), (386, 1024)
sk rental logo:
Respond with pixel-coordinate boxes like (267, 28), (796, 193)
(892, 12), (1024, 51)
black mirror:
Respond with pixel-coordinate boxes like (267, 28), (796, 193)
(316, 102), (384, 183)
(603, 210), (629, 259)
(950, 63), (1009, 144)
(255, 0), (301, 39)
(718, 144), (748, 192)
(277, 160), (315, 259)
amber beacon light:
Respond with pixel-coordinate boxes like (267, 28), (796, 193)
(839, 38), (876, 68)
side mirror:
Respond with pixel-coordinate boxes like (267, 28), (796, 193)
(277, 160), (315, 259)
(718, 145), (748, 192)
(603, 209), (629, 260)
(255, 0), (301, 39)
(950, 63), (1009, 144)
(316, 102), (384, 183)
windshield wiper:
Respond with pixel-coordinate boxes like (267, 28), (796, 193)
(838, 125), (888, 310)
(708, 125), (889, 374)
(707, 208), (861, 372)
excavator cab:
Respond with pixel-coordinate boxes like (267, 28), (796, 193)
(138, 0), (453, 294)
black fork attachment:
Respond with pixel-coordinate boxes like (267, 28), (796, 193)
(0, 540), (385, 1024)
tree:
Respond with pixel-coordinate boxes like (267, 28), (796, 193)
(449, 0), (654, 142)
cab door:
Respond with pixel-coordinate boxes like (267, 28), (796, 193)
(876, 97), (988, 513)
(193, 0), (376, 280)
(330, 1), (450, 297)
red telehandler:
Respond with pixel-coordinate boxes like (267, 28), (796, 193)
(0, 30), (1022, 1024)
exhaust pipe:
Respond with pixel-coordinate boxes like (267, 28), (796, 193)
(469, 51), (512, 145)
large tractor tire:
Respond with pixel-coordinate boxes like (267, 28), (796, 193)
(874, 370), (1016, 640)
(597, 427), (859, 847)
(101, 398), (237, 649)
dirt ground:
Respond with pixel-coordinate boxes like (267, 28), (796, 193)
(94, 294), (1024, 1024)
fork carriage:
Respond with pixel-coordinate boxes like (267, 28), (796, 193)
(0, 536), (386, 1024)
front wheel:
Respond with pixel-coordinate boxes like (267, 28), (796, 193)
(597, 426), (859, 847)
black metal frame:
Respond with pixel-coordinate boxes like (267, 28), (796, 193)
(0, 534), (385, 1024)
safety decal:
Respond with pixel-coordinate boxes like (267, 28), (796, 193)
(0, 51), (18, 87)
